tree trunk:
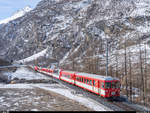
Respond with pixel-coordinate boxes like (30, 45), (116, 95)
(128, 49), (132, 102)
(124, 36), (128, 99)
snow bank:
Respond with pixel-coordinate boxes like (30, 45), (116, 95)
(17, 48), (47, 63)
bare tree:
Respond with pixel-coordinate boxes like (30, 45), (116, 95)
(115, 51), (119, 78)
(139, 38), (145, 104)
(124, 35), (128, 99)
(144, 42), (147, 106)
(128, 48), (132, 102)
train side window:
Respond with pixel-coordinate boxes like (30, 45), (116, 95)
(79, 77), (81, 81)
(83, 78), (84, 83)
(90, 80), (92, 85)
(105, 82), (111, 89)
(81, 78), (83, 82)
(93, 80), (95, 86)
(101, 82), (104, 89)
(87, 79), (90, 84)
(84, 79), (87, 83)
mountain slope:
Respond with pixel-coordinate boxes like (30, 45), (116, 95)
(0, 6), (32, 25)
(0, 0), (150, 74)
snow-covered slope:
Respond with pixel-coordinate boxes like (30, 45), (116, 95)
(0, 6), (32, 25)
(130, 0), (150, 17)
(17, 48), (48, 64)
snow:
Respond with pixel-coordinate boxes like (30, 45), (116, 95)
(137, 25), (150, 34)
(10, 67), (51, 80)
(1, 67), (150, 111)
(0, 83), (33, 89)
(0, 96), (5, 103)
(54, 15), (73, 30)
(31, 84), (111, 111)
(0, 65), (111, 111)
(0, 83), (111, 111)
(31, 109), (38, 111)
(0, 6), (32, 25)
(59, 51), (70, 64)
(108, 42), (150, 68)
(17, 48), (47, 63)
(130, 0), (150, 17)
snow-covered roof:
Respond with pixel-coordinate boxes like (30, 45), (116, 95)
(76, 72), (119, 81)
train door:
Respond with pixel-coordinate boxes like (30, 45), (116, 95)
(99, 81), (105, 96)
(59, 69), (62, 80)
(93, 80), (99, 94)
(92, 79), (94, 91)
(73, 74), (76, 85)
(98, 81), (101, 95)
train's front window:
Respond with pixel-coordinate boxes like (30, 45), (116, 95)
(105, 82), (111, 89)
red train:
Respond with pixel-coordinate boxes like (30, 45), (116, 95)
(34, 66), (120, 99)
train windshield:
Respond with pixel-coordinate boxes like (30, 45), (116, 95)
(105, 81), (120, 89)
(105, 82), (111, 89)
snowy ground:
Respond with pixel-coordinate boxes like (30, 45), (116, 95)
(0, 83), (92, 111)
(0, 83), (111, 111)
(0, 67), (111, 111)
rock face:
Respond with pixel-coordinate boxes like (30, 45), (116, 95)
(0, 0), (150, 73)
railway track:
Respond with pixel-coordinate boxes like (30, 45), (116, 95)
(33, 69), (139, 111)
(110, 101), (137, 111)
(58, 79), (137, 111)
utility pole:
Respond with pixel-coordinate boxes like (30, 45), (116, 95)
(124, 35), (128, 99)
(104, 27), (111, 77)
(106, 38), (109, 76)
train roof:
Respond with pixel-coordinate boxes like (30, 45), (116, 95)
(62, 70), (119, 81)
(62, 70), (76, 74)
(76, 72), (119, 81)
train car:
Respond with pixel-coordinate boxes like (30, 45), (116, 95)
(41, 68), (49, 72)
(60, 70), (76, 85)
(34, 66), (39, 71)
(34, 66), (120, 99)
(50, 69), (60, 79)
(35, 66), (53, 73)
(74, 72), (120, 98)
